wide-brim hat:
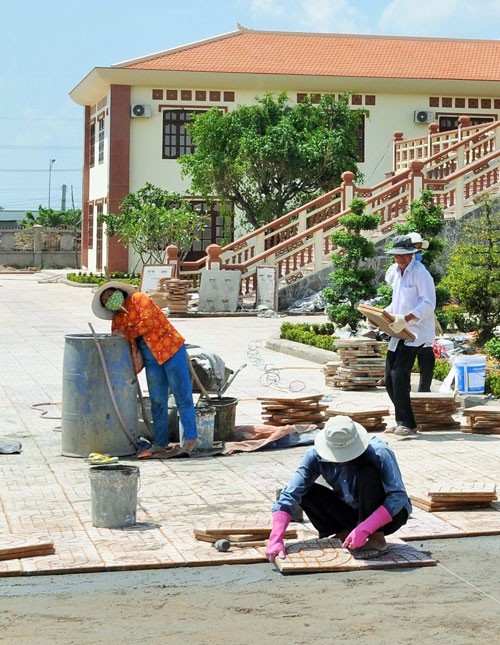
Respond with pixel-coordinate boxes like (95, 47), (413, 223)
(385, 235), (418, 255)
(407, 232), (429, 249)
(91, 281), (137, 320)
(314, 415), (369, 462)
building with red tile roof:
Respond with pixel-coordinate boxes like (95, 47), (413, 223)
(70, 26), (500, 272)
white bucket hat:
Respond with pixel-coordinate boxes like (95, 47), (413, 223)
(91, 281), (137, 320)
(314, 415), (369, 462)
(407, 232), (429, 249)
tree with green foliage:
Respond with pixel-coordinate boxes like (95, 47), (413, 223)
(179, 92), (364, 230)
(441, 193), (500, 343)
(393, 189), (445, 279)
(323, 198), (380, 331)
(20, 206), (81, 229)
(99, 183), (207, 269)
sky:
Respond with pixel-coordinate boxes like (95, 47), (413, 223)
(1, 0), (499, 212)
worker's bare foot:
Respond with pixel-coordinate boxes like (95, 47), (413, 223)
(181, 439), (196, 454)
(363, 531), (387, 551)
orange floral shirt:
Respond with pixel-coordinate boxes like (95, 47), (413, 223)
(111, 292), (185, 365)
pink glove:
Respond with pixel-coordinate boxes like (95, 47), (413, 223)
(342, 505), (392, 550)
(265, 511), (292, 562)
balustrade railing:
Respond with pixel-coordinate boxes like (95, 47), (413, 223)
(166, 119), (499, 300)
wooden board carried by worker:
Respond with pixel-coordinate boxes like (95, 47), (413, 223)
(357, 304), (415, 341)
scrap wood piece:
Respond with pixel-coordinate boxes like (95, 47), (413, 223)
(263, 536), (435, 574)
(0, 537), (55, 561)
(357, 304), (416, 341)
(194, 520), (298, 539)
(194, 528), (298, 543)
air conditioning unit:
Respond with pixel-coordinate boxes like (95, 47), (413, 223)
(414, 110), (433, 124)
(131, 104), (152, 118)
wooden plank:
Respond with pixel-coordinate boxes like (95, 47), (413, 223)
(194, 525), (298, 539)
(0, 538), (55, 561)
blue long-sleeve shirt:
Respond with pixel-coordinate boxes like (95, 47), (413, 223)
(272, 436), (412, 518)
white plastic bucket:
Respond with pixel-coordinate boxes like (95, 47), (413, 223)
(180, 405), (215, 450)
(455, 355), (487, 394)
(89, 465), (139, 528)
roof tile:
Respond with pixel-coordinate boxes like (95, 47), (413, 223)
(118, 30), (500, 82)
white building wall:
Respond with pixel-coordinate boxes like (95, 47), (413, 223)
(126, 85), (496, 196)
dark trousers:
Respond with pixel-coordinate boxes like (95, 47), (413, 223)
(385, 340), (421, 429)
(300, 464), (408, 538)
(417, 345), (435, 392)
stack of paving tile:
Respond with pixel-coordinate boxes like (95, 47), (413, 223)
(258, 394), (328, 428)
(323, 360), (342, 387)
(461, 405), (500, 434)
(330, 339), (386, 390)
(151, 277), (191, 312)
(410, 392), (461, 431)
(325, 407), (390, 432)
(411, 482), (497, 512)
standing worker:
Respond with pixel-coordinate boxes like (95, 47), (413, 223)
(92, 281), (197, 458)
(383, 236), (436, 437)
(385, 232), (435, 392)
(266, 416), (411, 563)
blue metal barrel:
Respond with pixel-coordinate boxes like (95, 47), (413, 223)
(61, 333), (139, 457)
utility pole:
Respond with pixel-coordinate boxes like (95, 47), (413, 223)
(48, 159), (56, 209)
(61, 184), (67, 211)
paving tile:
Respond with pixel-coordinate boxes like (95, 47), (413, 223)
(267, 536), (436, 574)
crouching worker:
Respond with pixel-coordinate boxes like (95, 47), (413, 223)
(266, 416), (411, 562)
(92, 281), (197, 458)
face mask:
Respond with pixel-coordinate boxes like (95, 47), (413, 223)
(415, 252), (423, 262)
(105, 290), (125, 311)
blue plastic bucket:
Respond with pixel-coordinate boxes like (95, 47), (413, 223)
(455, 355), (487, 394)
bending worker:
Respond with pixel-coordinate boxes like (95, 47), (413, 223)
(383, 235), (436, 437)
(92, 281), (197, 458)
(266, 416), (411, 562)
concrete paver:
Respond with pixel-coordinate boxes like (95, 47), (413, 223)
(1, 271), (500, 576)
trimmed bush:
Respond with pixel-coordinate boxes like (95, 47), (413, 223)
(66, 272), (139, 286)
(280, 322), (337, 352)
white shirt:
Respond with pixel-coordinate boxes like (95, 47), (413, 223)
(385, 256), (436, 351)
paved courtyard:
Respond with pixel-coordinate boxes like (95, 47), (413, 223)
(1, 271), (500, 577)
